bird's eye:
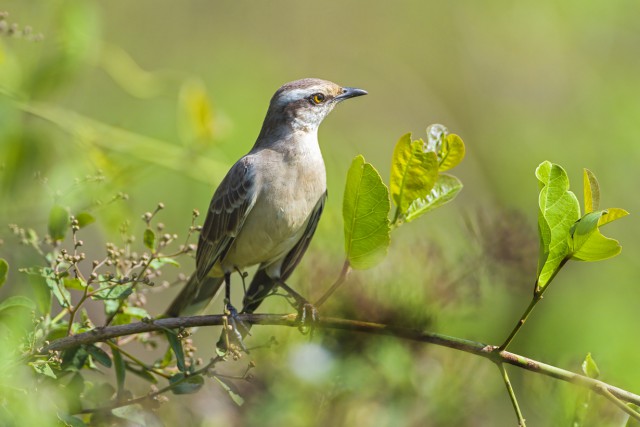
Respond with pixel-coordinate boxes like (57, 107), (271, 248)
(310, 93), (326, 105)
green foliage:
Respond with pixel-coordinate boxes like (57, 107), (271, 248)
(0, 258), (7, 288)
(48, 205), (71, 242)
(535, 161), (581, 289)
(390, 132), (438, 214)
(342, 155), (391, 270)
(582, 353), (600, 379)
(534, 161), (628, 292)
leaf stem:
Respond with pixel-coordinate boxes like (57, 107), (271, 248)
(596, 384), (640, 423)
(497, 362), (527, 426)
(315, 259), (351, 307)
(498, 295), (540, 351)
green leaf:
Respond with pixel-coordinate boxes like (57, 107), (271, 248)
(582, 353), (600, 379)
(112, 348), (126, 395)
(75, 212), (95, 228)
(535, 161), (581, 290)
(143, 229), (156, 251)
(343, 155), (391, 270)
(86, 345), (112, 368)
(124, 362), (158, 384)
(0, 258), (8, 288)
(569, 210), (624, 262)
(390, 133), (438, 214)
(598, 207), (629, 227)
(405, 174), (463, 223)
(169, 373), (204, 395)
(165, 330), (186, 372)
(57, 413), (88, 427)
(61, 346), (89, 371)
(438, 134), (465, 172)
(215, 376), (245, 406)
(0, 295), (35, 314)
(49, 205), (71, 242)
(30, 362), (57, 379)
(64, 278), (86, 290)
(45, 274), (72, 308)
(583, 169), (600, 214)
(92, 284), (132, 300)
(149, 257), (180, 270)
(123, 306), (150, 319)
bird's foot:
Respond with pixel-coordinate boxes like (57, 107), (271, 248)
(296, 301), (319, 336)
(220, 303), (251, 355)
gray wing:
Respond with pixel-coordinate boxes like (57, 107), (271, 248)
(280, 191), (327, 279)
(195, 156), (258, 282)
(241, 191), (327, 314)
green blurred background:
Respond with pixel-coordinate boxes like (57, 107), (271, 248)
(1, 0), (639, 425)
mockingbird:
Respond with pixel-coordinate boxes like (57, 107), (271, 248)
(165, 78), (367, 341)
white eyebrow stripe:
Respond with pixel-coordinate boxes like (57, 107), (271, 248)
(275, 86), (325, 105)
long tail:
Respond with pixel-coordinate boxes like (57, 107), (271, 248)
(165, 274), (224, 317)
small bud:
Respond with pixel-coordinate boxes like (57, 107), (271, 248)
(157, 202), (165, 210)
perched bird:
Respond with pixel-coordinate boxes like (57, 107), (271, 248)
(165, 78), (367, 343)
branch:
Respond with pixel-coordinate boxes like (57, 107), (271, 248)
(40, 314), (640, 409)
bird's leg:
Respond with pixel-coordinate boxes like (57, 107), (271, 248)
(276, 280), (319, 335)
(222, 273), (250, 352)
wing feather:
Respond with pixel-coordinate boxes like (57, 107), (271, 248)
(195, 156), (257, 281)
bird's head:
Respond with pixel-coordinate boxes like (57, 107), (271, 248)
(262, 78), (367, 135)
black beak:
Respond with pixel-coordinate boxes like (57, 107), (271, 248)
(336, 87), (368, 101)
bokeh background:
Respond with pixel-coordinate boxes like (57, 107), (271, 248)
(1, 1), (639, 425)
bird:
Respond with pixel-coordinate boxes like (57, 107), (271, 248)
(165, 78), (367, 346)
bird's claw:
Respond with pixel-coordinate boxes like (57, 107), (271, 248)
(223, 303), (251, 354)
(296, 302), (319, 336)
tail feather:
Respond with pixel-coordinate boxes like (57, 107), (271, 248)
(165, 274), (224, 317)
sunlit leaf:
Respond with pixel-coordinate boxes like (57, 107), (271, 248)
(583, 169), (600, 214)
(535, 161), (581, 290)
(569, 210), (625, 262)
(64, 278), (86, 290)
(582, 353), (600, 379)
(390, 133), (438, 213)
(598, 207), (629, 227)
(170, 373), (204, 395)
(0, 259), (8, 288)
(438, 134), (465, 172)
(343, 155), (391, 270)
(49, 205), (70, 242)
(405, 174), (463, 223)
(165, 330), (186, 372)
(112, 405), (151, 426)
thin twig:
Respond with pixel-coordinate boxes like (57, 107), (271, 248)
(497, 363), (527, 426)
(38, 314), (640, 410)
(315, 259), (351, 307)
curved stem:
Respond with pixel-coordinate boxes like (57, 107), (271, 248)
(315, 260), (351, 307)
